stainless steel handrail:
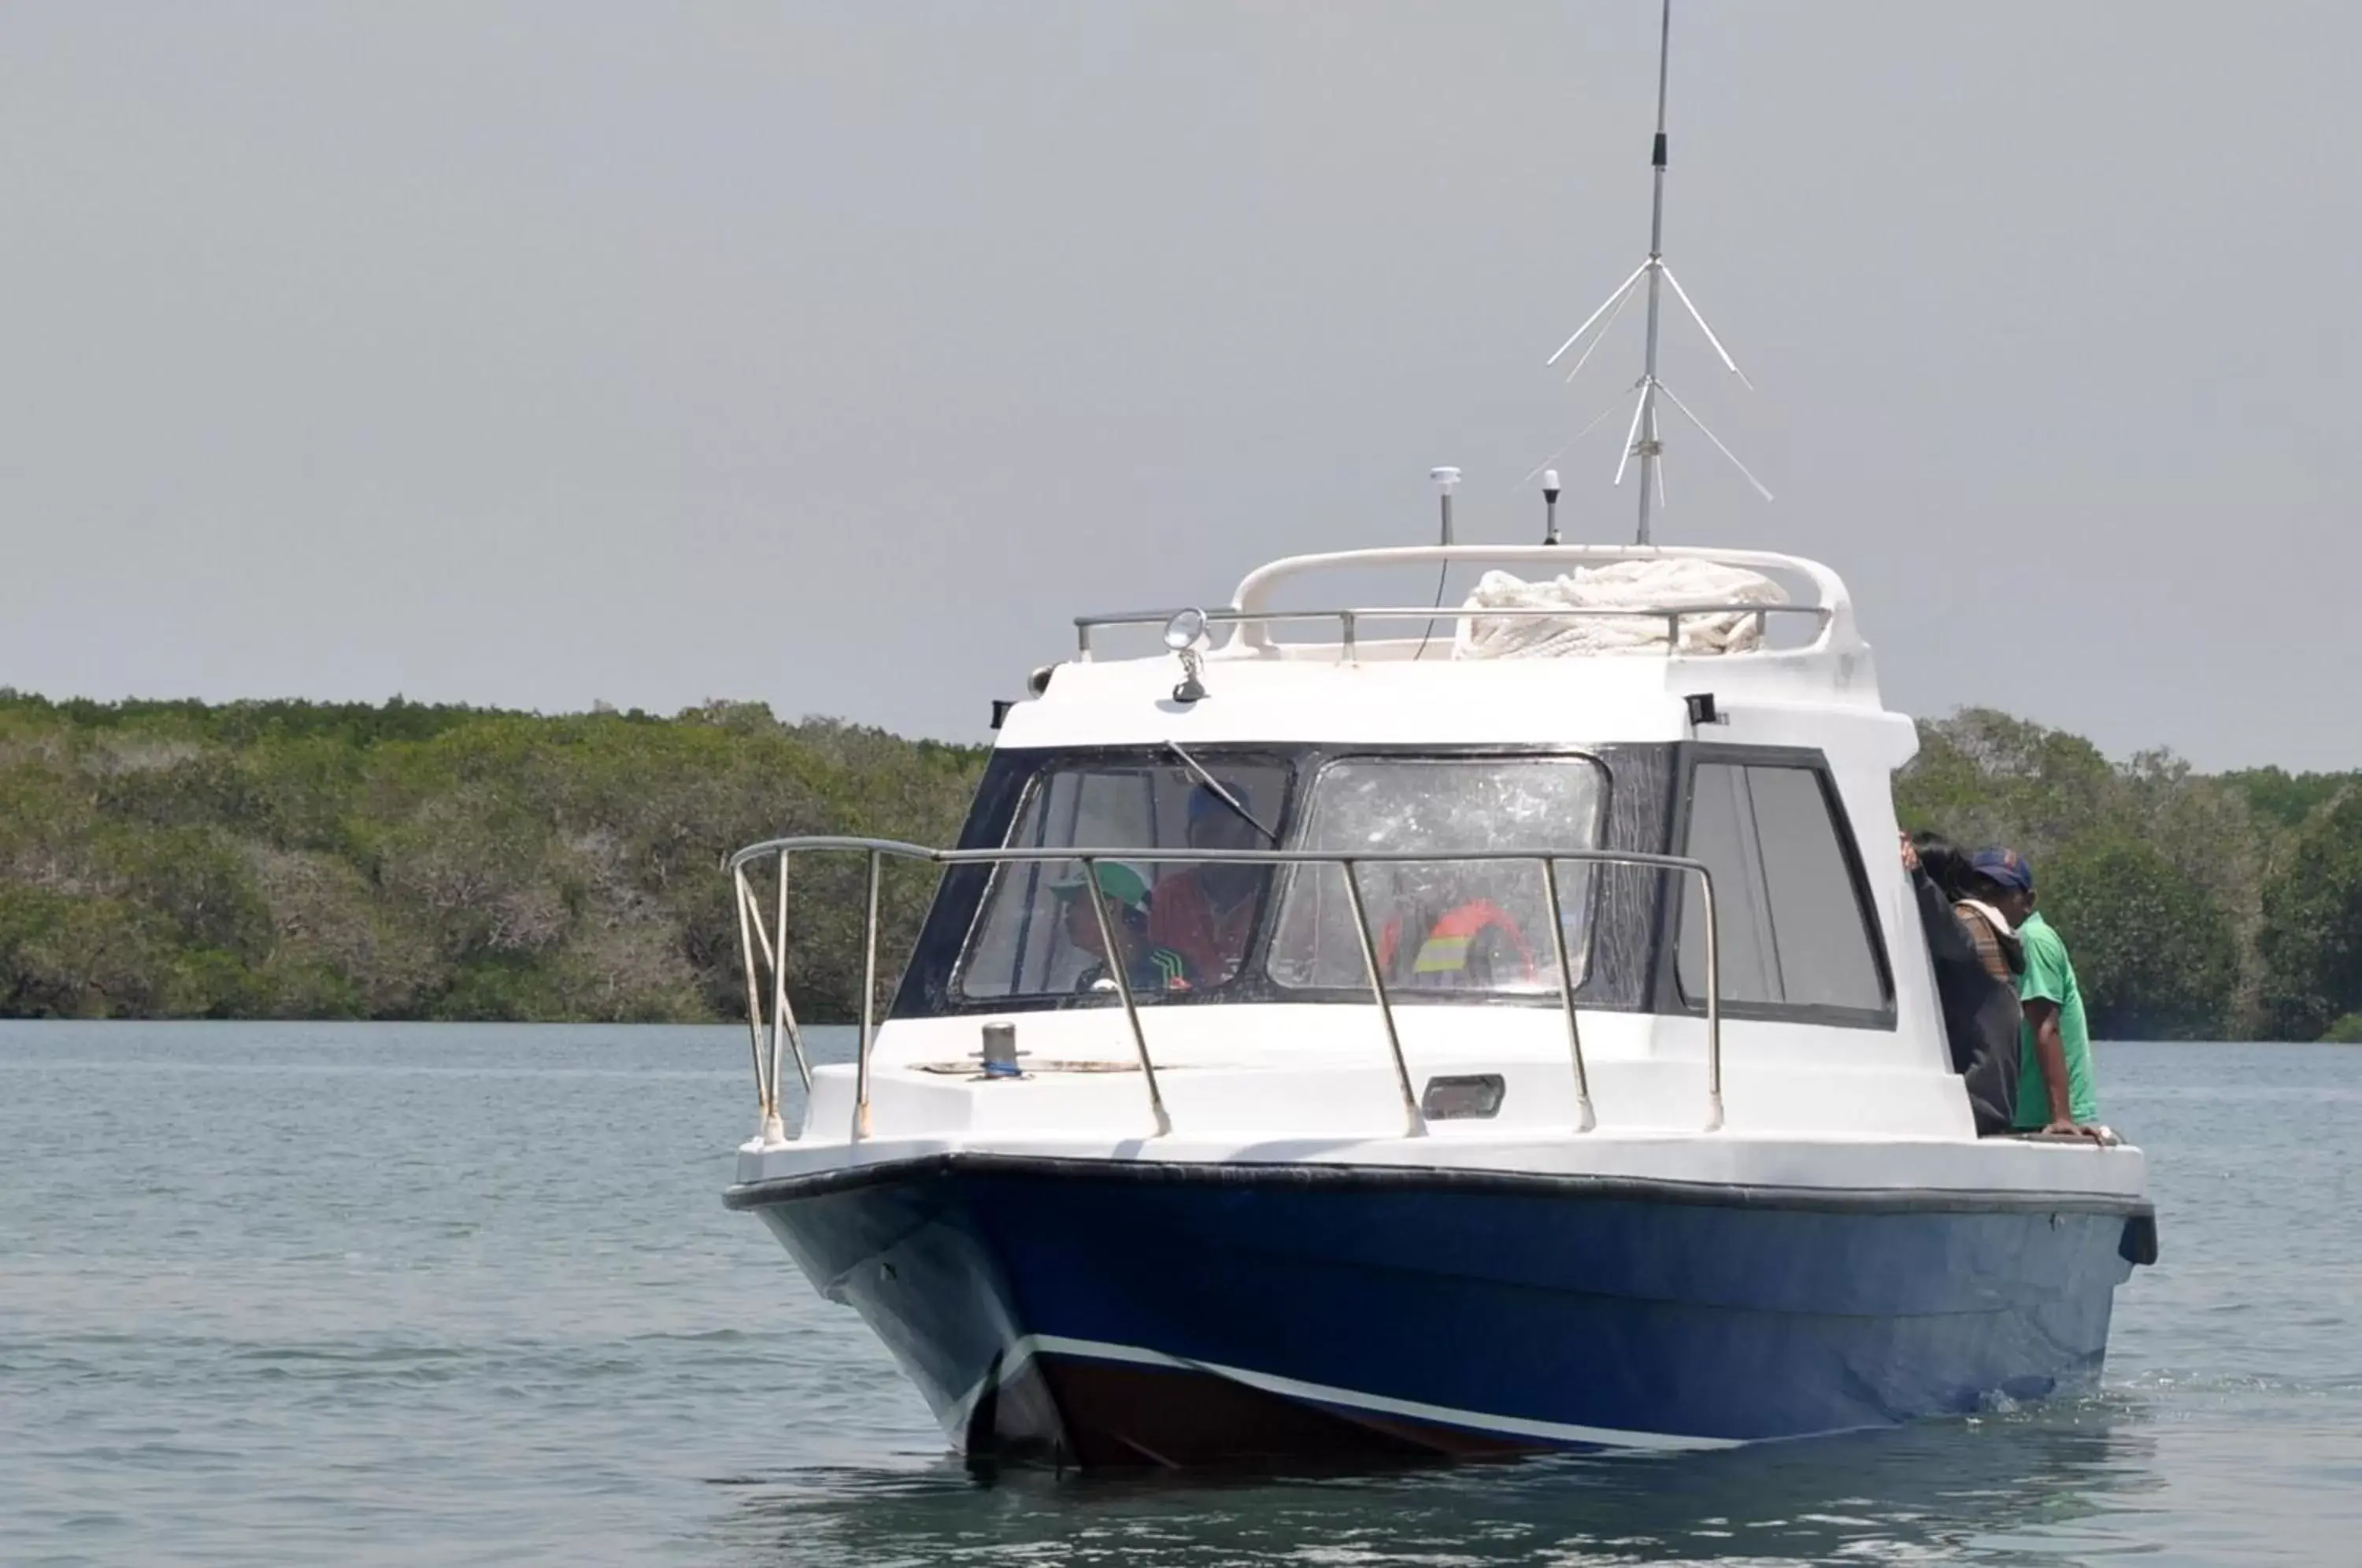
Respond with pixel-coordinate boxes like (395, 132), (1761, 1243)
(1072, 602), (1829, 660)
(727, 838), (1723, 1143)
(1538, 859), (1593, 1133)
(1335, 860), (1416, 1134)
(1079, 853), (1173, 1137)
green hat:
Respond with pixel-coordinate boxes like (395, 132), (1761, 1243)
(1050, 861), (1150, 912)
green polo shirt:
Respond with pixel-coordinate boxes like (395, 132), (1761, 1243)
(2012, 911), (2098, 1128)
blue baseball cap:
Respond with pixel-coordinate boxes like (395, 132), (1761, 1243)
(1188, 783), (1253, 822)
(1969, 848), (2034, 893)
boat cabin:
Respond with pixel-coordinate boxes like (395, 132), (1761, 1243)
(731, 542), (1966, 1152)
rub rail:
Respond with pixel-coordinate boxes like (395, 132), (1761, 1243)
(727, 839), (1723, 1147)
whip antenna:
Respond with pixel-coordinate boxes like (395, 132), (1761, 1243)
(1542, 0), (1770, 544)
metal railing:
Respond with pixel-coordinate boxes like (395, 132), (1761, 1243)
(727, 838), (1724, 1146)
(1072, 602), (1831, 661)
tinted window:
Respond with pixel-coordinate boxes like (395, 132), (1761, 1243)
(1677, 762), (1779, 1004)
(1678, 761), (1886, 1013)
(1268, 756), (1605, 996)
(958, 758), (1289, 1000)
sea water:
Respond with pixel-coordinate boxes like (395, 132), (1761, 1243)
(3, 1023), (2356, 1566)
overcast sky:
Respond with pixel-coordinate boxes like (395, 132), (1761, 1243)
(2, 2), (2355, 770)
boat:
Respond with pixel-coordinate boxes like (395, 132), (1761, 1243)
(718, 2), (2155, 1468)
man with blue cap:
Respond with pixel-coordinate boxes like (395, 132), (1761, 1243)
(1146, 783), (1272, 985)
(1965, 848), (2108, 1141)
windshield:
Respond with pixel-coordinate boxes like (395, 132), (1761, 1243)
(957, 756), (1290, 1000)
(1266, 756), (1605, 995)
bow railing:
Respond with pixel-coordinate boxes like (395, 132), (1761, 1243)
(726, 838), (1725, 1146)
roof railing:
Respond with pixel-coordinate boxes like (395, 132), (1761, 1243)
(727, 838), (1725, 1149)
(1072, 601), (1829, 661)
(1071, 544), (1863, 662)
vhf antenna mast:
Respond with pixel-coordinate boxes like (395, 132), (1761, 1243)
(1543, 0), (1770, 545)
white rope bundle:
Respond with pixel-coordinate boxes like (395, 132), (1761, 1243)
(1452, 559), (1789, 660)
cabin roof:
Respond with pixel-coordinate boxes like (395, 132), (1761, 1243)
(997, 544), (1891, 752)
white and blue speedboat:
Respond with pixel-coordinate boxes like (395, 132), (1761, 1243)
(720, 2), (2153, 1468)
(720, 538), (2155, 1465)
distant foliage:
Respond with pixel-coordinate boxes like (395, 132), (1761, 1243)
(1897, 707), (2362, 1041)
(0, 692), (986, 1023)
(2, 691), (2353, 1037)
(2255, 786), (2362, 1042)
(2041, 836), (2234, 1041)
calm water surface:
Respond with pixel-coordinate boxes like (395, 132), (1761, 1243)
(2, 1024), (2356, 1566)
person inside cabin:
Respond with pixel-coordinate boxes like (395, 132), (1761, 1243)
(1052, 862), (1195, 996)
(1375, 868), (1540, 991)
(1146, 785), (1272, 985)
(1961, 847), (2112, 1144)
(1901, 832), (2022, 1135)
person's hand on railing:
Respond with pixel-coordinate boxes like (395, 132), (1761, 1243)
(2040, 1119), (2116, 1145)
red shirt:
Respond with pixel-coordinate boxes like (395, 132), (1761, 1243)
(1148, 871), (1261, 983)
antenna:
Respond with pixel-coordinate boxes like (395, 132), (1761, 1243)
(1543, 0), (1771, 545)
(1412, 466), (1461, 662)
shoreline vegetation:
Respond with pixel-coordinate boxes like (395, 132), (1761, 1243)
(2, 693), (2356, 1041)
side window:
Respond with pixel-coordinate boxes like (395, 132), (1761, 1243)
(1678, 761), (1887, 1015)
(1746, 767), (1886, 1008)
(1677, 762), (1779, 1004)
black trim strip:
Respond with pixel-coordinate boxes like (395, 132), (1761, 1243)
(723, 1150), (2156, 1222)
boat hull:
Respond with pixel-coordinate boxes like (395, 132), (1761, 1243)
(730, 1154), (2153, 1468)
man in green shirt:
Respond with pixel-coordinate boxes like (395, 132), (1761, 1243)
(1967, 849), (2108, 1141)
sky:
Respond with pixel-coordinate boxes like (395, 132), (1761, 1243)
(2, 2), (2356, 771)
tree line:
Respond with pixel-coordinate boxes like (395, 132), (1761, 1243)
(0, 693), (984, 1024)
(0, 693), (2356, 1038)
(1897, 708), (2362, 1042)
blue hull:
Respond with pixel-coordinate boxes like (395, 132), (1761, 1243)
(731, 1156), (2153, 1468)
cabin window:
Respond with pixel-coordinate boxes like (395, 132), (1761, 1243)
(957, 756), (1290, 1000)
(1266, 756), (1605, 997)
(1676, 760), (1887, 1014)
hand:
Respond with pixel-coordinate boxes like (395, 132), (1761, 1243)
(2044, 1119), (2112, 1145)
(1899, 833), (1920, 873)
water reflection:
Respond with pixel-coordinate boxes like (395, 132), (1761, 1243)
(709, 1397), (2160, 1566)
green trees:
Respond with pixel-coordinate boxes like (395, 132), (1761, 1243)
(5, 689), (2360, 1037)
(0, 692), (986, 1023)
(2256, 787), (2362, 1041)
(1897, 707), (2362, 1041)
(2041, 837), (2234, 1040)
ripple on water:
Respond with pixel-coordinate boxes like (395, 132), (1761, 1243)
(2, 1026), (2358, 1566)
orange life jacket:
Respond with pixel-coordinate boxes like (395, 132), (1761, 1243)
(1377, 899), (1538, 984)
